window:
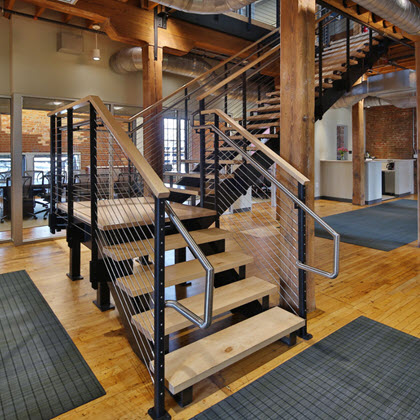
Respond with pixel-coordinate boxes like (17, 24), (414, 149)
(33, 154), (81, 177)
(164, 118), (186, 172)
(0, 156), (11, 173)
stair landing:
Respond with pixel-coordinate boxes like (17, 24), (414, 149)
(58, 198), (216, 230)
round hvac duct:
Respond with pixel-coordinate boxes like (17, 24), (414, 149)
(152, 0), (256, 15)
(110, 48), (213, 80)
(352, 0), (420, 35)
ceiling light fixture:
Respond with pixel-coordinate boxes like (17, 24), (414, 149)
(53, 101), (63, 106)
(114, 106), (123, 110)
(92, 25), (101, 61)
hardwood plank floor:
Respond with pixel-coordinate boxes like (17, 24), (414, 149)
(0, 197), (418, 420)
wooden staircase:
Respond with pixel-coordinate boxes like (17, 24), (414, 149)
(103, 218), (304, 406)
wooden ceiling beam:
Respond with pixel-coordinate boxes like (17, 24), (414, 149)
(33, 5), (45, 20)
(62, 13), (72, 23)
(4, 0), (16, 19)
(19, 0), (251, 56)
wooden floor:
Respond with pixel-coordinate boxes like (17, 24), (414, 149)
(0, 197), (419, 420)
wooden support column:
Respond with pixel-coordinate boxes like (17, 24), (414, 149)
(278, 0), (316, 312)
(142, 44), (164, 178)
(352, 97), (365, 206)
(416, 41), (420, 247)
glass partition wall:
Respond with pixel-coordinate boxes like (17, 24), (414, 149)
(0, 97), (11, 242)
(1, 96), (141, 244)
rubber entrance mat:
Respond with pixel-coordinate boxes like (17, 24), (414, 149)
(0, 270), (105, 419)
(194, 316), (420, 420)
(315, 199), (417, 251)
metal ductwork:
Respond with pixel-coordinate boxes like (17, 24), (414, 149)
(352, 0), (420, 34)
(152, 0), (256, 15)
(110, 47), (213, 80)
(332, 70), (417, 109)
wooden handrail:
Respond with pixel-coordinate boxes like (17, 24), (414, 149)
(197, 44), (281, 101)
(201, 109), (310, 185)
(127, 26), (280, 122)
(48, 95), (170, 199)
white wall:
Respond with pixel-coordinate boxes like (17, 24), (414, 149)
(0, 15), (190, 106)
(314, 107), (353, 197)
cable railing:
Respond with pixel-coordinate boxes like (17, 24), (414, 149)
(47, 95), (217, 420)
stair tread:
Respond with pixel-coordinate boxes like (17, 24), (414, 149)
(229, 133), (278, 139)
(249, 105), (280, 112)
(116, 251), (254, 297)
(247, 122), (279, 129)
(256, 97), (280, 105)
(181, 159), (242, 165)
(248, 112), (280, 121)
(103, 227), (230, 261)
(131, 276), (277, 340)
(158, 306), (305, 394)
(164, 171), (234, 180)
(166, 184), (201, 196)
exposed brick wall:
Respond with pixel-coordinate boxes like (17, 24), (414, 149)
(365, 105), (416, 159)
(1, 110), (91, 170)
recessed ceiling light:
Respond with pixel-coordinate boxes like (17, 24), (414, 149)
(53, 101), (63, 106)
(92, 24), (101, 31)
(114, 106), (123, 110)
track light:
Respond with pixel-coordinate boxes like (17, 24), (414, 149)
(92, 25), (101, 61)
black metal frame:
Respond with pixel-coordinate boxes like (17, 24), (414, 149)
(148, 197), (170, 420)
(297, 184), (312, 340)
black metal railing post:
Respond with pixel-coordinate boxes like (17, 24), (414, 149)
(346, 18), (351, 92)
(276, 0), (280, 28)
(89, 104), (99, 290)
(184, 88), (189, 174)
(199, 99), (206, 207)
(148, 197), (169, 420)
(56, 116), (62, 203)
(224, 64), (228, 115)
(67, 108), (74, 232)
(214, 115), (220, 227)
(49, 115), (56, 233)
(318, 20), (324, 119)
(242, 71), (247, 130)
(297, 183), (312, 340)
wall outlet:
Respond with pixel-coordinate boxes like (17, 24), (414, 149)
(414, 154), (418, 159)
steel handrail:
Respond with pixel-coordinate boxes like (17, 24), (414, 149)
(164, 203), (215, 328)
(205, 122), (340, 280)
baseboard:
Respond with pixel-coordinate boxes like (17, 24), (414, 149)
(365, 198), (382, 205)
(319, 196), (352, 203)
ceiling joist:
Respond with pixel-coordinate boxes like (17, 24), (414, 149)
(3, 0), (16, 19)
(18, 0), (251, 56)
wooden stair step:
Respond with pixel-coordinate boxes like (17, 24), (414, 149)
(181, 159), (242, 165)
(157, 306), (305, 394)
(229, 133), (278, 139)
(103, 227), (231, 261)
(116, 251), (254, 297)
(164, 171), (234, 180)
(266, 90), (280, 97)
(256, 97), (280, 105)
(247, 122), (279, 129)
(315, 81), (334, 89)
(248, 113), (280, 121)
(166, 184), (201, 196)
(249, 105), (280, 113)
(132, 276), (277, 341)
(207, 146), (256, 151)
